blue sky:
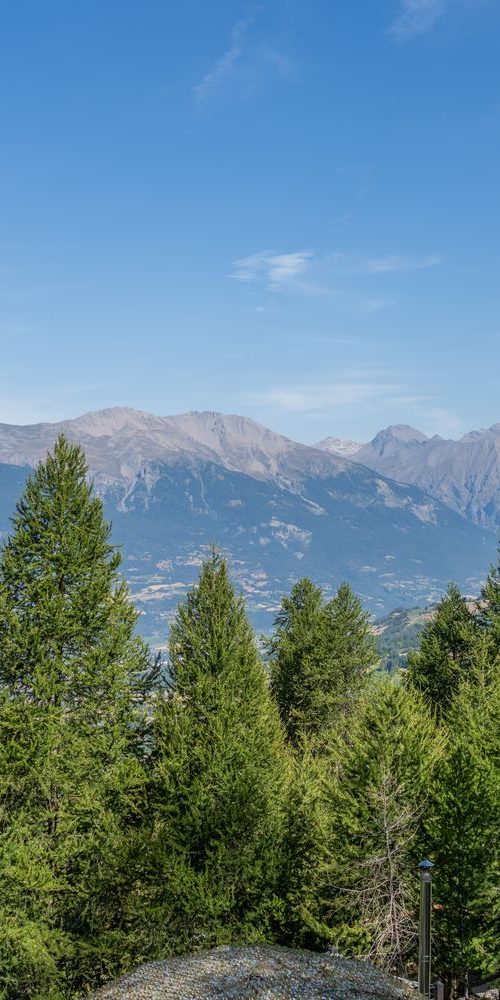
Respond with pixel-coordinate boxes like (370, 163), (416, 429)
(0, 0), (499, 443)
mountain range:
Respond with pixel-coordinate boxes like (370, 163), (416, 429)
(317, 423), (500, 529)
(0, 408), (497, 643)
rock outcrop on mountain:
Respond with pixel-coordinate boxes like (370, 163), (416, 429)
(0, 408), (346, 485)
(314, 435), (363, 458)
(349, 424), (500, 528)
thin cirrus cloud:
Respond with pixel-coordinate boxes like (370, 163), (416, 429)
(388, 0), (486, 41)
(244, 378), (464, 436)
(231, 250), (315, 291)
(231, 248), (443, 295)
(353, 253), (443, 274)
(388, 0), (448, 40)
(194, 14), (256, 104)
(245, 372), (409, 414)
(193, 7), (295, 105)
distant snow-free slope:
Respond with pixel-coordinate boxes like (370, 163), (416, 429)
(353, 423), (500, 528)
(0, 408), (346, 484)
(314, 435), (363, 458)
(0, 407), (495, 637)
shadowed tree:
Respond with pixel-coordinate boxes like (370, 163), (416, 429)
(313, 678), (443, 975)
(424, 648), (500, 995)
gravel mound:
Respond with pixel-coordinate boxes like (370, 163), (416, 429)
(88, 944), (418, 999)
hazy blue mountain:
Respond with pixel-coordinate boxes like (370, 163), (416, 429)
(107, 458), (492, 642)
(318, 423), (500, 529)
(0, 407), (494, 643)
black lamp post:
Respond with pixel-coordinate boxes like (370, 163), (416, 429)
(418, 859), (434, 997)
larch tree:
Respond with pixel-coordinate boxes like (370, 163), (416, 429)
(424, 654), (500, 995)
(148, 550), (290, 956)
(406, 582), (478, 719)
(314, 678), (443, 975)
(267, 578), (327, 745)
(0, 435), (153, 1000)
(268, 579), (376, 745)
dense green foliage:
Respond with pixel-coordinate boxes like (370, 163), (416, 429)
(0, 437), (153, 999)
(268, 578), (376, 743)
(267, 578), (326, 744)
(0, 437), (499, 1000)
(143, 550), (290, 955)
(314, 680), (444, 972)
(421, 642), (500, 994)
(406, 583), (479, 717)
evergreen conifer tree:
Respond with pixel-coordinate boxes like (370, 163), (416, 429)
(148, 550), (289, 955)
(268, 579), (376, 744)
(406, 583), (478, 718)
(0, 435), (152, 999)
(267, 578), (326, 744)
(314, 678), (442, 974)
(323, 582), (377, 717)
(478, 543), (500, 655)
(424, 666), (500, 994)
(274, 736), (326, 948)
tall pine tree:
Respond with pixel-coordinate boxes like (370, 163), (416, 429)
(0, 435), (152, 999)
(323, 582), (377, 717)
(268, 579), (376, 744)
(478, 542), (500, 657)
(147, 550), (289, 955)
(406, 583), (478, 718)
(313, 678), (443, 974)
(268, 578), (326, 744)
(423, 645), (500, 994)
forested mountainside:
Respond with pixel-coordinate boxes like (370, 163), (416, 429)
(373, 605), (436, 671)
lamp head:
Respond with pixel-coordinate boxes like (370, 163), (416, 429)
(418, 859), (434, 871)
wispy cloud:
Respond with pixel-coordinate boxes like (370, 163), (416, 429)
(231, 250), (315, 291)
(245, 367), (408, 414)
(193, 7), (297, 105)
(388, 0), (448, 40)
(230, 247), (443, 298)
(194, 15), (255, 104)
(353, 253), (443, 274)
(356, 295), (397, 313)
(244, 372), (465, 438)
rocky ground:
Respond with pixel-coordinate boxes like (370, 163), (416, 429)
(88, 944), (419, 999)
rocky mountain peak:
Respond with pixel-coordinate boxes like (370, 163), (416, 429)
(0, 408), (346, 486)
(314, 436), (363, 458)
(353, 422), (500, 528)
(370, 425), (429, 452)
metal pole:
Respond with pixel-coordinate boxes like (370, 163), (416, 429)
(418, 860), (434, 997)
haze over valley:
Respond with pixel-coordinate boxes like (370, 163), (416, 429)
(0, 406), (497, 642)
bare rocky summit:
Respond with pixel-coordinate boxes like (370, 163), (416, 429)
(314, 436), (363, 459)
(319, 423), (500, 529)
(0, 408), (495, 632)
(87, 945), (418, 1000)
(0, 408), (346, 486)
